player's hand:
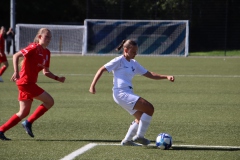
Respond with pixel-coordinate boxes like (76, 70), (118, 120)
(167, 76), (175, 82)
(0, 52), (3, 57)
(89, 86), (96, 94)
(10, 72), (19, 82)
(58, 76), (66, 83)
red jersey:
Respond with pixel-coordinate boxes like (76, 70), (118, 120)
(17, 43), (51, 85)
(0, 33), (5, 53)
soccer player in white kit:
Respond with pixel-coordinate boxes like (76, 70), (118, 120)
(89, 39), (175, 146)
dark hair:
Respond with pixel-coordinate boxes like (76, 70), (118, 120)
(116, 39), (137, 51)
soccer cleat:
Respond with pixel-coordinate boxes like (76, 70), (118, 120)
(132, 135), (150, 146)
(121, 139), (139, 146)
(0, 132), (11, 140)
(0, 76), (3, 82)
(22, 120), (34, 137)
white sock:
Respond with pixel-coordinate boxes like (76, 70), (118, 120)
(124, 121), (139, 141)
(137, 113), (152, 138)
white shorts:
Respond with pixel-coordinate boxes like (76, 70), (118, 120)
(112, 87), (140, 115)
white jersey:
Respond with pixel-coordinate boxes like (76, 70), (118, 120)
(104, 55), (148, 89)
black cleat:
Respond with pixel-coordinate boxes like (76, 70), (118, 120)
(0, 132), (11, 140)
(22, 120), (34, 137)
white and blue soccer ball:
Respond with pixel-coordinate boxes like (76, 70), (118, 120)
(156, 133), (172, 150)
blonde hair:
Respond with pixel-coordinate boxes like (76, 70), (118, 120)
(116, 39), (138, 51)
(33, 28), (51, 43)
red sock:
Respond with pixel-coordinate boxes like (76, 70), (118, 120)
(27, 104), (48, 124)
(0, 114), (21, 132)
(0, 66), (7, 76)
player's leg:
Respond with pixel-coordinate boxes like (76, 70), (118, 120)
(132, 97), (154, 145)
(26, 91), (54, 123)
(0, 100), (31, 140)
(34, 91), (54, 109)
(24, 84), (54, 124)
(121, 120), (139, 146)
(29, 91), (54, 123)
(21, 83), (54, 137)
(0, 60), (9, 76)
(22, 91), (54, 137)
(113, 89), (154, 146)
(17, 100), (32, 119)
(0, 60), (9, 82)
(113, 89), (141, 146)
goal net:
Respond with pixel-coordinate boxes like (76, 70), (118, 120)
(15, 24), (85, 53)
(83, 19), (189, 56)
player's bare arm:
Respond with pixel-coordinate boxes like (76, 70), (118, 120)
(10, 51), (23, 81)
(42, 68), (66, 83)
(89, 66), (107, 94)
(143, 71), (174, 82)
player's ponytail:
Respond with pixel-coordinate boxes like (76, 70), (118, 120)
(116, 40), (126, 51)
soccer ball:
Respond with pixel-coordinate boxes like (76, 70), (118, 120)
(156, 133), (172, 150)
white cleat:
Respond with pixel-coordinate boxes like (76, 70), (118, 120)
(121, 139), (139, 146)
(132, 135), (150, 146)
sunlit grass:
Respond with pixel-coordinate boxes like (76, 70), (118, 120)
(0, 55), (239, 160)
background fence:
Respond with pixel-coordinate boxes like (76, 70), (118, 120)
(83, 19), (189, 56)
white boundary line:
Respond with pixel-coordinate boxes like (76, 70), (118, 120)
(51, 74), (240, 78)
(60, 143), (240, 160)
(60, 143), (97, 160)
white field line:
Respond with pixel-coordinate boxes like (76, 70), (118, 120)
(175, 75), (240, 78)
(60, 143), (240, 160)
(52, 74), (240, 78)
(60, 143), (97, 160)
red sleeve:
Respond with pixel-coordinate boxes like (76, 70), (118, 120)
(21, 43), (37, 57)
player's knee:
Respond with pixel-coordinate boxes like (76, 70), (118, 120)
(145, 103), (154, 116)
(44, 98), (54, 109)
(4, 62), (9, 68)
(16, 110), (30, 119)
(149, 103), (154, 115)
(48, 98), (54, 107)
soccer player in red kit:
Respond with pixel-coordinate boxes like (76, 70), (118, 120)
(0, 26), (9, 82)
(0, 28), (66, 140)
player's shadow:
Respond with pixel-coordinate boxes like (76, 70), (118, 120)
(36, 139), (122, 143)
(146, 146), (240, 151)
(148, 140), (240, 151)
(171, 146), (240, 151)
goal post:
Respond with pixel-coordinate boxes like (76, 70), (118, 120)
(15, 24), (85, 54)
(83, 19), (189, 56)
(15, 20), (189, 56)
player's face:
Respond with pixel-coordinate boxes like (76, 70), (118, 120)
(39, 31), (52, 48)
(125, 45), (138, 60)
(0, 27), (6, 34)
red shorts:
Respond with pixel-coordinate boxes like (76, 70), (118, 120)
(17, 84), (44, 101)
(0, 54), (7, 63)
